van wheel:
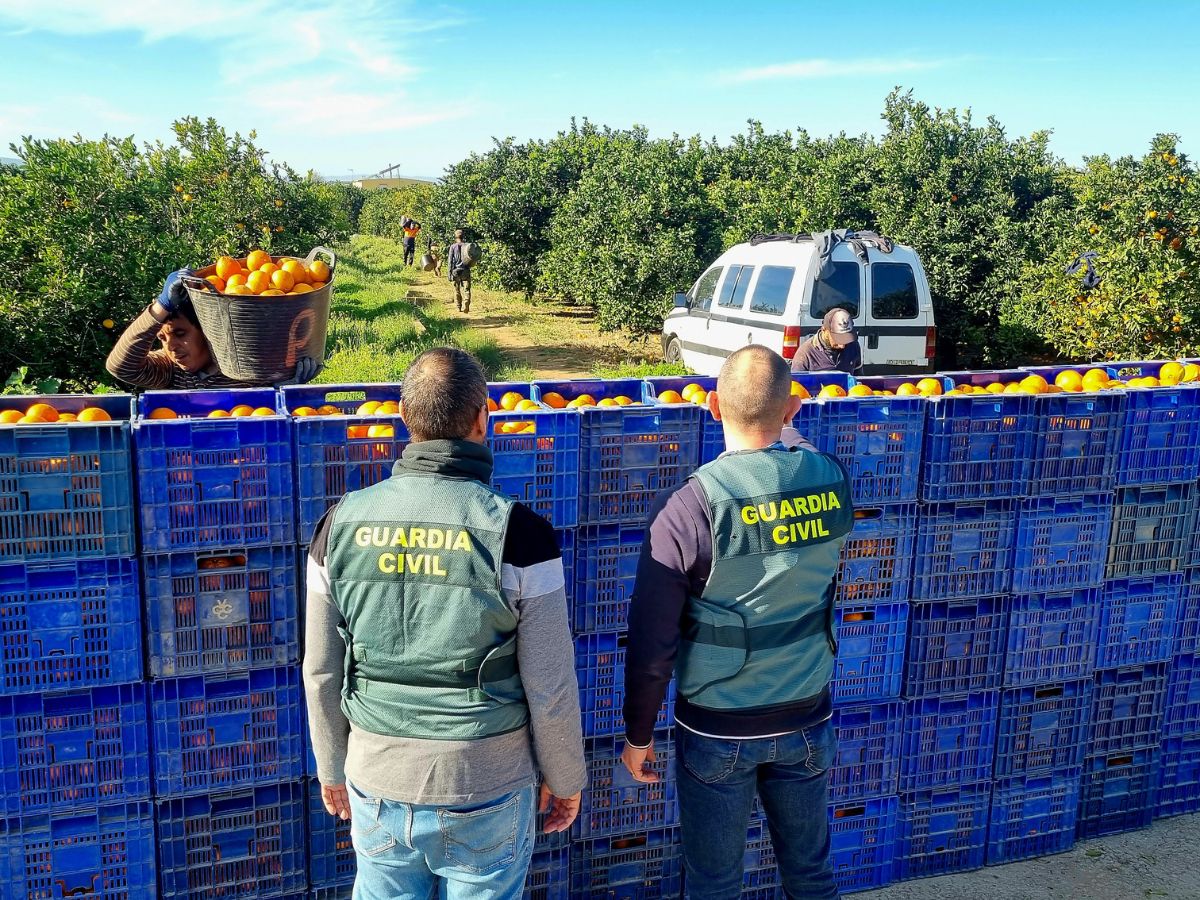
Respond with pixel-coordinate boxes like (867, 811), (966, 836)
(664, 336), (683, 364)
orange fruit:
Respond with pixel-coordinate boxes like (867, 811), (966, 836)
(689, 390), (708, 405)
(226, 273), (248, 288)
(57, 412), (78, 422)
(207, 409), (230, 418)
(309, 259), (331, 282)
(0, 410), (22, 424)
(658, 390), (686, 404)
(367, 424), (394, 438)
(226, 285), (254, 296)
(251, 407), (275, 417)
(614, 396), (635, 406)
(1181, 363), (1200, 383)
(291, 283), (315, 294)
(1141, 375), (1160, 387)
(916, 378), (943, 396)
(26, 403), (59, 422)
(848, 384), (873, 397)
(515, 399), (540, 411)
(292, 406), (318, 417)
(215, 256), (241, 280)
(205, 275), (226, 292)
(317, 404), (340, 416)
(357, 401), (382, 416)
(791, 382), (811, 400)
(985, 382), (1006, 394)
(486, 398), (499, 412)
(1081, 368), (1109, 392)
(568, 395), (596, 408)
(819, 385), (848, 398)
(148, 407), (177, 420)
(246, 249), (271, 271)
(1043, 385), (1064, 394)
(310, 281), (327, 290)
(499, 391), (524, 411)
(1159, 362), (1185, 386)
(681, 383), (704, 400)
(541, 391), (567, 409)
(377, 401), (399, 416)
(896, 383), (919, 396)
(958, 385), (975, 395)
(281, 259), (308, 284)
(245, 271), (270, 294)
(260, 289), (285, 296)
(229, 404), (254, 417)
(270, 269), (295, 293)
(1019, 374), (1049, 395)
(258, 262), (279, 279)
(1055, 370), (1084, 392)
(597, 398), (619, 407)
(347, 425), (369, 439)
(76, 407), (112, 422)
(1002, 382), (1022, 394)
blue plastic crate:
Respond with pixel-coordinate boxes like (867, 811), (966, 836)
(995, 680), (1092, 779)
(573, 524), (642, 633)
(832, 602), (908, 704)
(642, 376), (721, 465)
(830, 701), (904, 801)
(1165, 652), (1200, 737)
(569, 827), (682, 900)
(0, 394), (135, 564)
(307, 779), (353, 890)
(0, 683), (150, 817)
(1103, 361), (1200, 486)
(896, 782), (990, 881)
(535, 379), (701, 526)
(281, 383), (410, 544)
(489, 407), (580, 531)
(903, 595), (1008, 696)
(311, 888), (351, 900)
(150, 666), (304, 797)
(987, 771), (1080, 864)
(555, 527), (575, 608)
(1077, 747), (1160, 839)
(1004, 588), (1100, 687)
(576, 732), (677, 839)
(900, 691), (999, 792)
(1029, 391), (1124, 496)
(1089, 663), (1169, 756)
(156, 780), (308, 899)
(143, 546), (299, 678)
(575, 632), (673, 738)
(1157, 732), (1200, 818)
(1097, 574), (1183, 668)
(741, 817), (779, 892)
(1178, 571), (1200, 655)
(0, 800), (155, 900)
(526, 845), (570, 900)
(0, 557), (142, 694)
(837, 504), (917, 607)
(911, 500), (1017, 601)
(1106, 483), (1196, 580)
(135, 389), (295, 552)
(1013, 494), (1112, 593)
(921, 391), (1036, 502)
(797, 392), (924, 505)
(830, 794), (899, 894)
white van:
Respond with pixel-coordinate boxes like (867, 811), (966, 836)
(662, 234), (936, 375)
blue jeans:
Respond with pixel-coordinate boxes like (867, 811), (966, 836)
(347, 781), (536, 900)
(676, 720), (839, 900)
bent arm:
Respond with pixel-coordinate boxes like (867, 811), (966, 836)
(106, 305), (176, 389)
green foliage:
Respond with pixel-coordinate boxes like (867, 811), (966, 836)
(0, 118), (353, 387)
(313, 181), (367, 234)
(1017, 136), (1199, 361)
(358, 182), (436, 242)
(1, 367), (60, 395)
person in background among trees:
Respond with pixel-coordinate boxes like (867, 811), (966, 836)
(448, 228), (474, 313)
(402, 217), (422, 267)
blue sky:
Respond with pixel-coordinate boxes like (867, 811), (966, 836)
(1, 1), (1197, 179)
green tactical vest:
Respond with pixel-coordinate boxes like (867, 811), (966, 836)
(326, 470), (529, 741)
(678, 444), (854, 711)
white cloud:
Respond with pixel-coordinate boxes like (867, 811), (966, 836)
(720, 56), (957, 85)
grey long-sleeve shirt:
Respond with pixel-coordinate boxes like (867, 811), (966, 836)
(303, 498), (587, 804)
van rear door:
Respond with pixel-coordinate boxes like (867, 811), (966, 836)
(803, 253), (865, 350)
(862, 255), (931, 372)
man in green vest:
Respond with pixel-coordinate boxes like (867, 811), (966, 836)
(621, 344), (854, 899)
(303, 347), (586, 898)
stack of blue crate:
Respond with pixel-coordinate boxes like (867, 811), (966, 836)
(134, 389), (308, 899)
(0, 394), (155, 898)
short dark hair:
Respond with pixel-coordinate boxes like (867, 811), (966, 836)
(717, 345), (793, 429)
(401, 347), (488, 441)
(167, 297), (202, 329)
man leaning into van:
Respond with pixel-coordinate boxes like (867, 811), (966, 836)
(790, 308), (863, 375)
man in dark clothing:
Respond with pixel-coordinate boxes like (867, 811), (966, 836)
(621, 345), (854, 900)
(447, 228), (473, 313)
(791, 307), (863, 375)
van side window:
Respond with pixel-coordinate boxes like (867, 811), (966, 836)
(810, 261), (861, 318)
(872, 263), (919, 319)
(749, 266), (794, 316)
(691, 266), (722, 313)
(718, 265), (754, 309)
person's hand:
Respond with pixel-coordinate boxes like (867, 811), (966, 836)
(621, 739), (660, 784)
(293, 357), (323, 384)
(538, 783), (581, 833)
(322, 783), (351, 821)
(155, 268), (194, 316)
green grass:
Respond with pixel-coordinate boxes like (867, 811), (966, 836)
(593, 360), (691, 379)
(318, 236), (510, 383)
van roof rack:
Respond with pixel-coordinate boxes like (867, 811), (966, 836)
(749, 229), (894, 266)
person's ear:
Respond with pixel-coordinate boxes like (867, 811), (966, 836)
(475, 404), (489, 439)
(708, 390), (722, 422)
(785, 393), (803, 423)
(398, 399), (408, 431)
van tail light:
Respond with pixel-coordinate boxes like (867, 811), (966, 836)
(924, 326), (937, 361)
(782, 326), (802, 360)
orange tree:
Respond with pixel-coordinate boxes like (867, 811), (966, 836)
(0, 117), (350, 387)
(1018, 135), (1198, 361)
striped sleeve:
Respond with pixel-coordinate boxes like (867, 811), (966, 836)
(105, 305), (178, 390)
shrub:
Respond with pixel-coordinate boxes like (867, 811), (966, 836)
(359, 181), (435, 242)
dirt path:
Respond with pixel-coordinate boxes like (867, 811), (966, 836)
(402, 271), (656, 378)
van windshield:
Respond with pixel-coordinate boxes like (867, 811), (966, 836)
(811, 261), (860, 318)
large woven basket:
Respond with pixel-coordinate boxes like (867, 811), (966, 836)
(183, 247), (335, 384)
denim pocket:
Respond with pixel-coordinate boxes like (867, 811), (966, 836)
(802, 720), (838, 776)
(348, 782), (398, 857)
(680, 731), (741, 784)
(438, 791), (522, 875)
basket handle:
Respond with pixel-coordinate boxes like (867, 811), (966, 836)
(180, 273), (214, 293)
(305, 246), (337, 273)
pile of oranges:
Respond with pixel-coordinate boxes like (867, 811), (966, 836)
(290, 400), (399, 438)
(0, 402), (112, 425)
(146, 405), (277, 420)
(204, 249), (332, 298)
